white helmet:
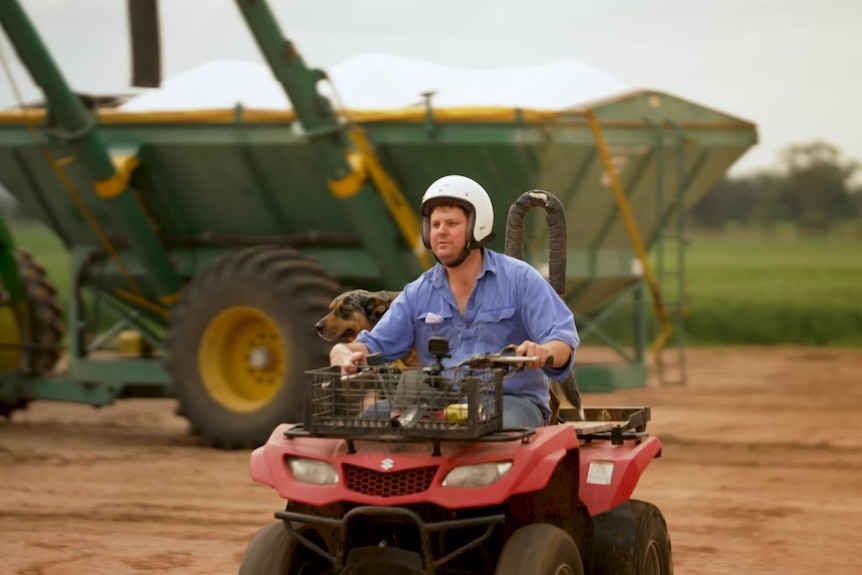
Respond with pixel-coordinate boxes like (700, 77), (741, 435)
(420, 175), (495, 250)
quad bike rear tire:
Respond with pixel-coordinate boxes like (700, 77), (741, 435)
(631, 499), (673, 575)
(0, 248), (64, 418)
(164, 245), (341, 449)
(495, 523), (584, 575)
(238, 521), (330, 575)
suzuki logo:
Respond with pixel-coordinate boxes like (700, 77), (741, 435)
(380, 458), (394, 470)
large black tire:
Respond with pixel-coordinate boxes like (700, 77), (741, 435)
(495, 523), (584, 575)
(238, 522), (330, 575)
(0, 248), (64, 418)
(165, 245), (341, 449)
(16, 248), (65, 373)
(631, 500), (673, 575)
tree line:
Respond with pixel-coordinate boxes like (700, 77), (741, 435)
(689, 141), (862, 231)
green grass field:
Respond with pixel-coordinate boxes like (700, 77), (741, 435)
(5, 220), (862, 346)
(683, 232), (862, 345)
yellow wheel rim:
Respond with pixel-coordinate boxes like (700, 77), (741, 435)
(0, 304), (23, 372)
(198, 305), (287, 413)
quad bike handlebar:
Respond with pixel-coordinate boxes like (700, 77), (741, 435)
(453, 345), (550, 375)
(426, 336), (550, 377)
(343, 347), (544, 382)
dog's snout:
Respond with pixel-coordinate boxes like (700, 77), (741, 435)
(314, 320), (324, 332)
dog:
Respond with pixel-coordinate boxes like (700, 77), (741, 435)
(315, 289), (420, 367)
(315, 288), (583, 421)
(315, 289), (400, 344)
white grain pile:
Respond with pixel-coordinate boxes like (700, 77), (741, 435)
(119, 52), (630, 113)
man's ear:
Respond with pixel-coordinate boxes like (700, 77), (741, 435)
(365, 297), (389, 323)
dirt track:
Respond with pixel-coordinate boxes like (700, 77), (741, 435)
(2, 347), (861, 574)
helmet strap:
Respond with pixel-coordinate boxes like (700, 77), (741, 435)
(438, 245), (474, 268)
(436, 231), (496, 268)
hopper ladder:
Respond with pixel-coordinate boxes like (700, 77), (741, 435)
(648, 120), (688, 386)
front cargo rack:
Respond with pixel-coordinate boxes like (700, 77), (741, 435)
(303, 366), (504, 440)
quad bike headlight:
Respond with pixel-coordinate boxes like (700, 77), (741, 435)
(442, 461), (513, 487)
(286, 457), (339, 485)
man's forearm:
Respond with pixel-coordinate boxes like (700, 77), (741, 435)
(543, 339), (573, 369)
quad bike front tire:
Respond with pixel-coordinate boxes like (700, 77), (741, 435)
(238, 521), (330, 575)
(631, 499), (673, 575)
(495, 523), (584, 575)
(0, 248), (64, 418)
(165, 245), (341, 449)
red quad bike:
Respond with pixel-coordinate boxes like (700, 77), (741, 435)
(239, 192), (672, 575)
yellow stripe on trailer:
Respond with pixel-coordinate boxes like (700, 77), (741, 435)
(348, 127), (432, 269)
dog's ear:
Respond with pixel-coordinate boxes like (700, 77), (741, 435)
(365, 296), (389, 323)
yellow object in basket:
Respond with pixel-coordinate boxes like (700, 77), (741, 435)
(445, 403), (470, 422)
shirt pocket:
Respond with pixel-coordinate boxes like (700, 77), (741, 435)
(415, 310), (455, 342)
(477, 307), (517, 323)
(476, 306), (518, 343)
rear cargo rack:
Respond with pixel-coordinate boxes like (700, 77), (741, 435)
(564, 407), (651, 445)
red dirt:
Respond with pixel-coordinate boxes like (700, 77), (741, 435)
(2, 347), (861, 574)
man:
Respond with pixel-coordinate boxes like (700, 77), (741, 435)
(329, 174), (579, 427)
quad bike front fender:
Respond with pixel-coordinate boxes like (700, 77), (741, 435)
(250, 424), (581, 508)
(578, 436), (663, 516)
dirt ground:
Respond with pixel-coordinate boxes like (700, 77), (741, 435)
(2, 346), (861, 575)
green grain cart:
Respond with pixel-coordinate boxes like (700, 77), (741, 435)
(0, 0), (757, 448)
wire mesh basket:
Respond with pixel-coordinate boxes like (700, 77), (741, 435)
(304, 366), (504, 439)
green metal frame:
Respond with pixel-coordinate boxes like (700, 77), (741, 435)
(0, 0), (757, 407)
(0, 0), (420, 407)
(573, 280), (649, 393)
(0, 1), (181, 303)
(234, 0), (422, 285)
(646, 118), (691, 385)
(564, 115), (703, 391)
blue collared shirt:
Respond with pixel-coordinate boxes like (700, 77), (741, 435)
(356, 249), (579, 422)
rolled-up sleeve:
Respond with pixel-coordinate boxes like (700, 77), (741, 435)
(519, 267), (579, 379)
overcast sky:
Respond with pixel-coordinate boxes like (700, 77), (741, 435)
(1, 0), (860, 179)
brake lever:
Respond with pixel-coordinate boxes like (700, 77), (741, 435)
(457, 348), (549, 375)
(495, 345), (528, 372)
(495, 345), (552, 372)
(337, 353), (388, 382)
(498, 344), (518, 357)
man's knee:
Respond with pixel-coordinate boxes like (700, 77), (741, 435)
(501, 395), (544, 428)
(363, 400), (392, 419)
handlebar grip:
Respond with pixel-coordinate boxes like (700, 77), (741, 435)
(497, 345), (553, 366)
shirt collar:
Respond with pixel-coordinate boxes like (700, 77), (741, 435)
(478, 248), (497, 279)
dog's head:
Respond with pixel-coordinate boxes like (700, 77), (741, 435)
(315, 289), (400, 343)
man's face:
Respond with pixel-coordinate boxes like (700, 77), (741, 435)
(429, 205), (469, 265)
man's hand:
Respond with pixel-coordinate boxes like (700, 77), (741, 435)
(515, 339), (572, 370)
(330, 342), (370, 374)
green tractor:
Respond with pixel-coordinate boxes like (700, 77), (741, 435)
(0, 0), (756, 449)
